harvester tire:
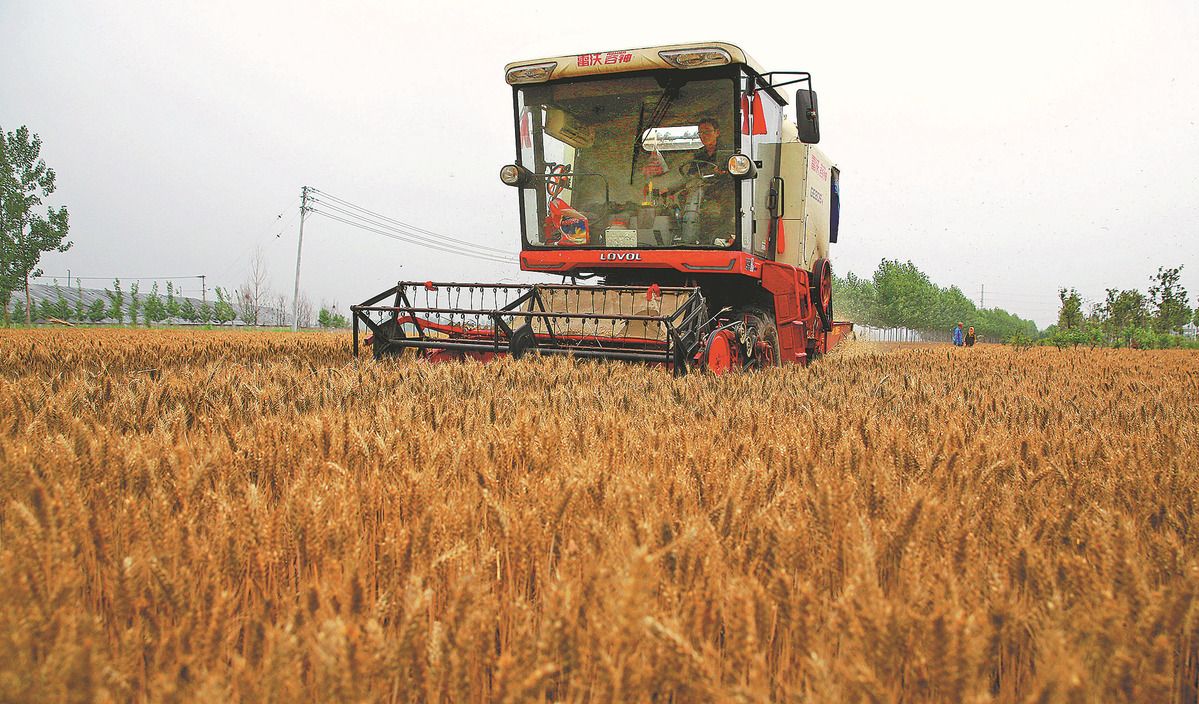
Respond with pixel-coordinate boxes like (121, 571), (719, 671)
(372, 318), (405, 361)
(509, 324), (538, 359)
(810, 258), (834, 332)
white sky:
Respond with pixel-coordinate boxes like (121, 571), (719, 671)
(3, 0), (1197, 328)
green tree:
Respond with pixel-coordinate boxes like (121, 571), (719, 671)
(11, 299), (26, 324)
(1147, 266), (1191, 334)
(42, 283), (71, 320)
(871, 259), (939, 329)
(831, 271), (875, 322)
(165, 281), (180, 319)
(0, 126), (71, 324)
(1101, 288), (1147, 345)
(178, 297), (197, 322)
(105, 279), (124, 323)
(213, 287), (236, 325)
(1057, 288), (1083, 331)
(198, 300), (213, 325)
(87, 297), (106, 322)
(318, 306), (348, 328)
(127, 281), (141, 326)
(143, 282), (165, 325)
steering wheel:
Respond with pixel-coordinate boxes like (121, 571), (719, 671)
(546, 164), (571, 197)
(678, 159), (720, 180)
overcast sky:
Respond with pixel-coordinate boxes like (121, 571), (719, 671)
(4, 0), (1197, 328)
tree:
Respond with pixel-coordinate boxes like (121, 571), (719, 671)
(1057, 288), (1083, 331)
(165, 281), (180, 319)
(1147, 266), (1191, 334)
(143, 282), (166, 326)
(1101, 288), (1148, 344)
(0, 126), (71, 324)
(213, 287), (237, 325)
(238, 246), (269, 326)
(318, 305), (348, 328)
(42, 283), (71, 320)
(295, 293), (314, 329)
(198, 301), (213, 325)
(178, 296), (197, 322)
(127, 281), (141, 326)
(274, 293), (288, 327)
(105, 279), (124, 324)
(87, 297), (106, 322)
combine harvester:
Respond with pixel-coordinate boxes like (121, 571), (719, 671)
(352, 42), (851, 374)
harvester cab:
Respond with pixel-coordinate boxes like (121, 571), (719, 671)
(352, 42), (852, 373)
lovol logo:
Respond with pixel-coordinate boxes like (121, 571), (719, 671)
(599, 252), (642, 261)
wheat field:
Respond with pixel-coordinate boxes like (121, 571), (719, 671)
(0, 329), (1196, 702)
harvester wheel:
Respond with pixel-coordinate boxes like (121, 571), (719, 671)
(702, 329), (740, 375)
(810, 258), (834, 332)
(740, 309), (780, 370)
(509, 324), (538, 359)
(372, 318), (405, 361)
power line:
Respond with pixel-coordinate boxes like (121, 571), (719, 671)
(309, 188), (517, 257)
(310, 208), (517, 264)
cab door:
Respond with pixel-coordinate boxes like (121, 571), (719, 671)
(741, 75), (785, 260)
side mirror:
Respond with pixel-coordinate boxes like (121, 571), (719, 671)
(795, 89), (820, 144)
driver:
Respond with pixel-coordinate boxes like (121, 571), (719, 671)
(686, 117), (734, 244)
(638, 117), (734, 245)
(693, 117), (725, 170)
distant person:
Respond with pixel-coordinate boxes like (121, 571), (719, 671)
(966, 326), (976, 347)
(952, 322), (964, 346)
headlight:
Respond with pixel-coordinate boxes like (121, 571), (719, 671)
(499, 164), (532, 187)
(727, 154), (757, 178)
(658, 48), (732, 69)
(505, 62), (557, 85)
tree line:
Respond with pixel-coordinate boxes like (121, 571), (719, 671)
(4, 277), (349, 329)
(1047, 265), (1197, 349)
(833, 259), (1039, 341)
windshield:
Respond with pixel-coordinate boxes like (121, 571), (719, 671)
(516, 70), (737, 250)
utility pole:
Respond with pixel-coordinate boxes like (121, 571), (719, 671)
(980, 284), (985, 308)
(200, 275), (207, 304)
(291, 186), (311, 331)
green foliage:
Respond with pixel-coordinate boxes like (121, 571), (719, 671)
(105, 280), (124, 323)
(1006, 332), (1035, 350)
(1057, 288), (1083, 331)
(0, 125), (72, 324)
(213, 287), (237, 325)
(87, 298), (106, 322)
(143, 282), (166, 326)
(318, 307), (348, 328)
(832, 259), (1038, 340)
(11, 299), (26, 324)
(74, 281), (86, 321)
(127, 282), (140, 326)
(40, 283), (71, 320)
(178, 297), (198, 323)
(198, 301), (213, 325)
(165, 281), (180, 319)
(1148, 266), (1191, 334)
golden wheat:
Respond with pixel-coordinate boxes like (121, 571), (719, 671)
(0, 328), (1196, 702)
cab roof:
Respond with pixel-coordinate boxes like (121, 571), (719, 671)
(504, 42), (766, 82)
